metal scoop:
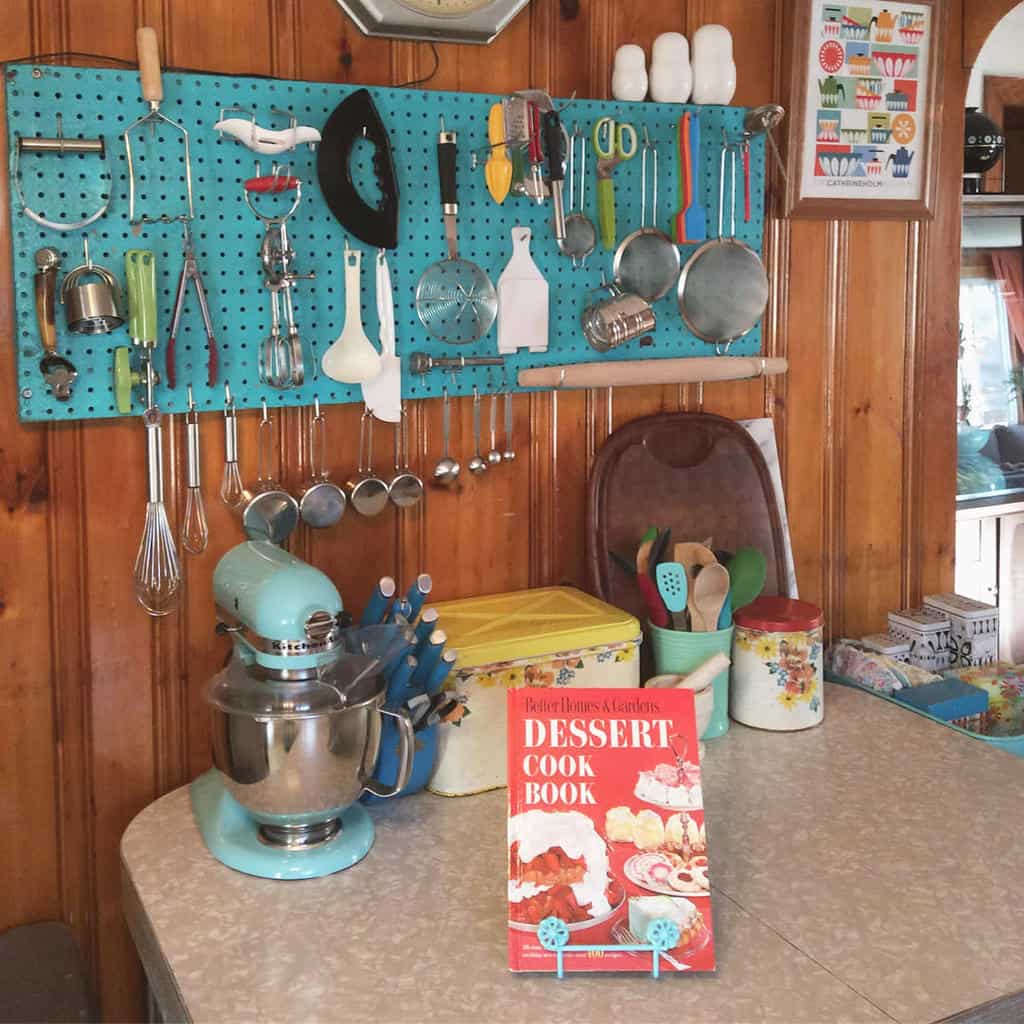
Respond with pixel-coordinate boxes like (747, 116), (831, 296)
(34, 248), (78, 401)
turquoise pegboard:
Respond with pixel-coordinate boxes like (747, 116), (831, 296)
(5, 65), (765, 423)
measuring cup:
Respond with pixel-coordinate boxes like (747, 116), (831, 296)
(389, 406), (424, 509)
(347, 409), (391, 517)
(299, 397), (347, 528)
(242, 401), (299, 544)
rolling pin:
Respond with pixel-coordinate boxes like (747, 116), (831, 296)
(518, 356), (788, 390)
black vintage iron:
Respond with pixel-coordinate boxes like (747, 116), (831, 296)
(317, 88), (400, 250)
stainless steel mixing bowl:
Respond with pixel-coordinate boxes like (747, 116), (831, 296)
(209, 668), (413, 847)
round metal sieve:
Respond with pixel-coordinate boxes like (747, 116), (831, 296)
(613, 129), (679, 302)
(415, 258), (497, 345)
(678, 143), (768, 351)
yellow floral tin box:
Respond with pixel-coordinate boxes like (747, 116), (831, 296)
(426, 587), (641, 796)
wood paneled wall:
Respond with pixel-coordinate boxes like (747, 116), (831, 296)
(0, 0), (968, 1018)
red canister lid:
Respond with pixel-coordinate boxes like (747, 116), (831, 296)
(733, 596), (824, 632)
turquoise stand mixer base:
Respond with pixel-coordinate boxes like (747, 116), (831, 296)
(190, 770), (375, 880)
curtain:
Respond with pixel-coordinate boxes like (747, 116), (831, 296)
(991, 249), (1024, 357)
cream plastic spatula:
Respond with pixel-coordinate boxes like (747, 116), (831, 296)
(497, 227), (548, 354)
(322, 245), (382, 384)
(361, 249), (401, 422)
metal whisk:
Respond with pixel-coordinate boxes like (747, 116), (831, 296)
(134, 398), (181, 616)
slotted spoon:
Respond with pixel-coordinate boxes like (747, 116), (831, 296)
(655, 562), (689, 630)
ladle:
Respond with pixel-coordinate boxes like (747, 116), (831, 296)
(322, 242), (382, 384)
(432, 387), (461, 487)
(468, 387), (488, 475)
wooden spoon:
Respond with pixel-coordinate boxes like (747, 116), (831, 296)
(691, 563), (731, 633)
(674, 542), (717, 626)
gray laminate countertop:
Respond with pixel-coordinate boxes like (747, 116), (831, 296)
(121, 683), (1024, 1024)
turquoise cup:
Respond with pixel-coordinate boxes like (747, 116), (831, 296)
(648, 622), (734, 738)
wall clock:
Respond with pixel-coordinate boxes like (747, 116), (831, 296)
(336, 0), (530, 45)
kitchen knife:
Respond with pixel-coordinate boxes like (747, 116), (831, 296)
(385, 654), (417, 706)
(361, 576), (396, 625)
(411, 629), (446, 690)
(406, 574), (433, 619)
(414, 607), (439, 645)
(426, 648), (458, 697)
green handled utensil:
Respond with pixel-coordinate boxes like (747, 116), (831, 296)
(656, 561), (689, 630)
(727, 547), (767, 612)
(125, 249), (157, 350)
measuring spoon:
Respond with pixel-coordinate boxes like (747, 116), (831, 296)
(468, 387), (488, 475)
(433, 388), (461, 487)
(487, 392), (503, 466)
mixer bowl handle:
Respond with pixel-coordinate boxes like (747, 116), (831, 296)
(362, 707), (414, 798)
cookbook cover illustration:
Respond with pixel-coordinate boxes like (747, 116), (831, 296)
(507, 687), (715, 973)
(801, 1), (931, 201)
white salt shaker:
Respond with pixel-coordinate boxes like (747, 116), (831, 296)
(691, 24), (736, 105)
(612, 44), (648, 102)
(649, 32), (692, 103)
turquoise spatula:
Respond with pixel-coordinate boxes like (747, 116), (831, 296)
(655, 562), (689, 630)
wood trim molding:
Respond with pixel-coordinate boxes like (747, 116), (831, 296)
(963, 0), (1021, 68)
(981, 75), (1024, 193)
(825, 219), (849, 635)
(902, 220), (923, 608)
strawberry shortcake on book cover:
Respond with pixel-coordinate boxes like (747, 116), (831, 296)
(507, 686), (715, 973)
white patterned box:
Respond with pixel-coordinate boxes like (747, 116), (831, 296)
(886, 608), (952, 672)
(860, 632), (912, 663)
(923, 593), (999, 668)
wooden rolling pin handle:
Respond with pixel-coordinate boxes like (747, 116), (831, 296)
(136, 27), (164, 105)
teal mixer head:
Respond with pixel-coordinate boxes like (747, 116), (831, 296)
(213, 540), (346, 673)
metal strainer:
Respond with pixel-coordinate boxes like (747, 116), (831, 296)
(415, 118), (496, 344)
(561, 122), (597, 268)
(677, 139), (769, 353)
(614, 128), (680, 302)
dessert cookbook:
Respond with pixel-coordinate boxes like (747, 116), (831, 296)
(507, 687), (715, 973)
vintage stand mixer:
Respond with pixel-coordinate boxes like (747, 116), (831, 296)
(190, 539), (414, 880)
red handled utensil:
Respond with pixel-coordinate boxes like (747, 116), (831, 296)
(743, 141), (751, 223)
(674, 112), (706, 244)
(637, 573), (669, 629)
(244, 174), (301, 193)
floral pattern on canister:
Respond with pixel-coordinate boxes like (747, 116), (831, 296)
(451, 641), (637, 691)
(736, 629), (823, 713)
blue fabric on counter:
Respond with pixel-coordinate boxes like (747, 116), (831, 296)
(891, 677), (989, 721)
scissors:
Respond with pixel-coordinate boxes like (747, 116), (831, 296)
(592, 116), (638, 250)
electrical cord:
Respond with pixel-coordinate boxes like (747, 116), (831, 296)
(397, 43), (440, 88)
(3, 43), (443, 86)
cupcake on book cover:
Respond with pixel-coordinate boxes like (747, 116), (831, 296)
(507, 687), (715, 974)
